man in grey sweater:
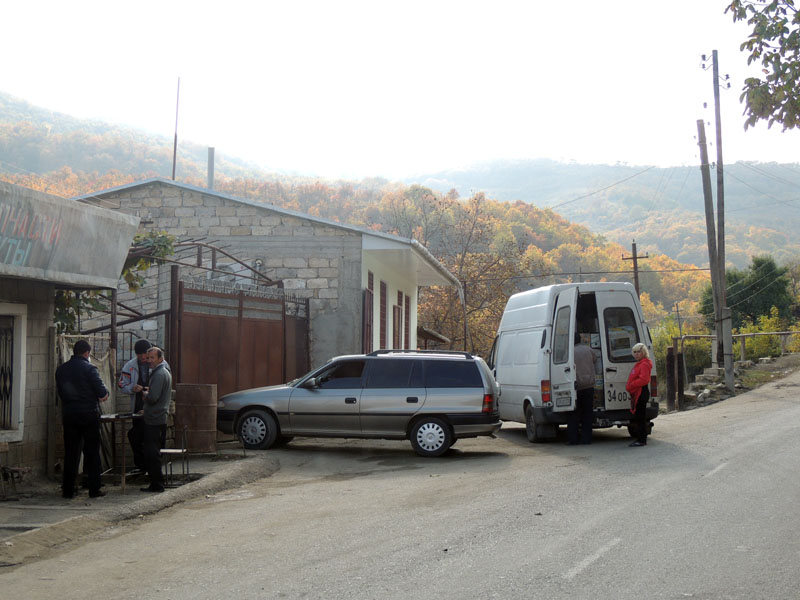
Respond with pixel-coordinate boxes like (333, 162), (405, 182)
(140, 346), (173, 493)
(567, 332), (597, 445)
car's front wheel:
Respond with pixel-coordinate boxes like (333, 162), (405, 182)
(410, 417), (453, 457)
(237, 409), (279, 450)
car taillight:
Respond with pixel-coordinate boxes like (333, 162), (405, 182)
(650, 376), (658, 398)
(541, 380), (551, 404)
(482, 393), (495, 413)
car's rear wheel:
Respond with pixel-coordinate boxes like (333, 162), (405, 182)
(237, 409), (278, 450)
(410, 417), (452, 457)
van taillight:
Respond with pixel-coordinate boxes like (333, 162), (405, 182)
(650, 376), (658, 397)
(541, 380), (551, 404)
(482, 394), (495, 413)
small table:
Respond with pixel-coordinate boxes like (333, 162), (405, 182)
(100, 413), (141, 494)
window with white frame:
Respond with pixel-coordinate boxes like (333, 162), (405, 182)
(0, 303), (26, 442)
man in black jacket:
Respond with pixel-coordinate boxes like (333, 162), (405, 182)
(55, 339), (109, 499)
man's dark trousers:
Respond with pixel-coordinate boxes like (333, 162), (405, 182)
(62, 411), (102, 495)
(127, 419), (146, 471)
(567, 388), (594, 444)
(143, 423), (167, 490)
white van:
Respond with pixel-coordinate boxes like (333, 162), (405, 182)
(487, 282), (658, 442)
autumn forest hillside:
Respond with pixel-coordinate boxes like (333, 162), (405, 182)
(0, 90), (750, 354)
(414, 159), (800, 269)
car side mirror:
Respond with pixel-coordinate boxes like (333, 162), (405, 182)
(303, 377), (318, 389)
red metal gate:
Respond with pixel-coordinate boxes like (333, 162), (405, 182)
(175, 282), (309, 399)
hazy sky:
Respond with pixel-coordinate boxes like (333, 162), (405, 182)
(2, 0), (798, 179)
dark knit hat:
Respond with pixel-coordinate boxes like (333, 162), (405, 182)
(134, 339), (152, 354)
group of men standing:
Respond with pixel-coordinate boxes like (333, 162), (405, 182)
(55, 338), (173, 499)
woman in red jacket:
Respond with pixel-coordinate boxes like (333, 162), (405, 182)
(626, 342), (652, 447)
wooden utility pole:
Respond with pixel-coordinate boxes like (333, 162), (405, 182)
(697, 120), (721, 329)
(622, 240), (648, 297)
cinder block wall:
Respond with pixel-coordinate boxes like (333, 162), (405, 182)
(85, 181), (363, 367)
(0, 279), (54, 474)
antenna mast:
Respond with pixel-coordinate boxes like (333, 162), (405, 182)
(171, 77), (180, 180)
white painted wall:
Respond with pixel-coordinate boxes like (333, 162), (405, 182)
(362, 253), (418, 351)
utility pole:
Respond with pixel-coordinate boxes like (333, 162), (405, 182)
(697, 119), (735, 390)
(712, 50), (727, 315)
(703, 51), (734, 389)
(622, 240), (648, 297)
(674, 302), (683, 337)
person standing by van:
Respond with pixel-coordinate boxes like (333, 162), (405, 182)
(626, 343), (652, 447)
(568, 332), (596, 445)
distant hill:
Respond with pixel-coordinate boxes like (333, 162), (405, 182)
(410, 159), (800, 268)
(2, 89), (796, 270)
(0, 90), (269, 181)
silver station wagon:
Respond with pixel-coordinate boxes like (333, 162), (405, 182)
(217, 350), (501, 457)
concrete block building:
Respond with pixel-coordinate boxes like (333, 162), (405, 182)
(0, 182), (138, 473)
(75, 178), (461, 369)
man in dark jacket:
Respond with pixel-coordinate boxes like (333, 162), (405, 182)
(55, 339), (109, 499)
(140, 346), (173, 493)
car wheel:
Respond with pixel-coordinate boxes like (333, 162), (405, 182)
(525, 404), (556, 443)
(274, 435), (294, 447)
(410, 417), (453, 457)
(237, 409), (279, 450)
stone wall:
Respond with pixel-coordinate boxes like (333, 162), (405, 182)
(0, 279), (54, 474)
(86, 181), (364, 367)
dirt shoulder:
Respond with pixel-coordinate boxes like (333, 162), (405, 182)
(735, 352), (800, 391)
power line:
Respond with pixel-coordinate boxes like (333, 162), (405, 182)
(547, 166), (656, 210)
(727, 275), (785, 309)
(737, 161), (800, 188)
(724, 168), (800, 212)
(465, 266), (709, 284)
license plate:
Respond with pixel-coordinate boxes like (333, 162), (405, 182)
(555, 392), (572, 407)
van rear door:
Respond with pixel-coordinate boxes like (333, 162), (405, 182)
(595, 290), (644, 412)
(550, 287), (577, 413)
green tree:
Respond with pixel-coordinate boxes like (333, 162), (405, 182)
(700, 255), (794, 329)
(727, 0), (800, 129)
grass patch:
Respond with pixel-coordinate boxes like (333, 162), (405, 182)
(738, 370), (776, 389)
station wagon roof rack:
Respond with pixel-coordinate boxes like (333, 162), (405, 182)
(367, 349), (474, 359)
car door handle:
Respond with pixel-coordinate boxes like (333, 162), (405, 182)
(406, 397), (418, 403)
(564, 367), (571, 372)
(344, 397), (357, 404)
(606, 367), (617, 373)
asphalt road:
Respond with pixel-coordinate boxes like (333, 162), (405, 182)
(3, 371), (800, 600)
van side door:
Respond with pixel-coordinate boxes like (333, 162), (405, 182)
(595, 291), (644, 412)
(550, 287), (578, 413)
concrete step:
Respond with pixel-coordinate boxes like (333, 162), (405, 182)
(695, 373), (721, 384)
(682, 390), (699, 402)
(704, 367), (725, 377)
